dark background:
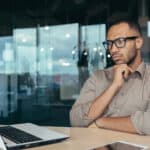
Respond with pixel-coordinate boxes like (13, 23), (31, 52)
(0, 0), (148, 36)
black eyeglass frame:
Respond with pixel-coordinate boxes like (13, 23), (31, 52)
(102, 36), (139, 50)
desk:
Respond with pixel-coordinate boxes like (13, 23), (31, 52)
(28, 127), (150, 150)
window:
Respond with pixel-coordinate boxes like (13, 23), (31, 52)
(0, 23), (106, 126)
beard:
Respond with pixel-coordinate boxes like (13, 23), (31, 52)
(111, 49), (138, 66)
(127, 50), (138, 66)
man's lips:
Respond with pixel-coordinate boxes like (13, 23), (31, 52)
(112, 55), (122, 60)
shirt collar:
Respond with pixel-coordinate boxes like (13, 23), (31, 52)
(135, 62), (146, 78)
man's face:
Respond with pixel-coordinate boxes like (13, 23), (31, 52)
(107, 22), (143, 65)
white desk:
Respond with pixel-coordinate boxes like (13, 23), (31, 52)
(27, 127), (150, 150)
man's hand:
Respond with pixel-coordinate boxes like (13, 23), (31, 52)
(94, 117), (137, 134)
(113, 64), (134, 88)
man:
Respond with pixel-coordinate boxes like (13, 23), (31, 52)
(70, 14), (150, 135)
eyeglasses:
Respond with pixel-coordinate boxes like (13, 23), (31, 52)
(102, 36), (138, 50)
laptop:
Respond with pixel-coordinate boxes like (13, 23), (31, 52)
(0, 123), (69, 150)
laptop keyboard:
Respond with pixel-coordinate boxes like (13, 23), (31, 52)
(0, 126), (42, 144)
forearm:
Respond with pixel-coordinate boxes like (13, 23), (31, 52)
(87, 83), (120, 120)
(96, 116), (137, 134)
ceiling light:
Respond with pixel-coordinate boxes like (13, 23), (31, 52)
(65, 33), (70, 38)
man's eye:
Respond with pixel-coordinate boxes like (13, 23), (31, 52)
(117, 39), (124, 45)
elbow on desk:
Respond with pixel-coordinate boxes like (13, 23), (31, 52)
(70, 108), (89, 127)
(70, 109), (83, 127)
(139, 122), (150, 135)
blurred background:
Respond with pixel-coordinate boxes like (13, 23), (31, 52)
(0, 0), (149, 126)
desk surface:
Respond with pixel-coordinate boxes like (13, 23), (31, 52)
(28, 127), (150, 150)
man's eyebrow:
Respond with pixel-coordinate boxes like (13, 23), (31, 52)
(107, 37), (125, 41)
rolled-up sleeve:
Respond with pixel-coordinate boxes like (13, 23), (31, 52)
(70, 74), (97, 127)
(131, 101), (150, 135)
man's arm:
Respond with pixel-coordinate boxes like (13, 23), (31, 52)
(87, 83), (120, 119)
(87, 64), (133, 120)
(94, 116), (137, 134)
(89, 103), (150, 135)
(70, 64), (133, 127)
(70, 74), (98, 127)
(70, 71), (120, 127)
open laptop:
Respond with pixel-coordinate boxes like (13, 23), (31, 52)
(0, 123), (69, 150)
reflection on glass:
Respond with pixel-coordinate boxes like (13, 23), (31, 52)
(0, 23), (106, 126)
(81, 24), (106, 74)
(13, 28), (37, 74)
(38, 23), (79, 101)
(0, 36), (17, 118)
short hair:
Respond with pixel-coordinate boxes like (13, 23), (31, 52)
(106, 12), (142, 36)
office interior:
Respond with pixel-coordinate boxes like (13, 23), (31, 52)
(0, 0), (150, 127)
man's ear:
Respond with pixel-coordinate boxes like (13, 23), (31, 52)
(136, 37), (143, 49)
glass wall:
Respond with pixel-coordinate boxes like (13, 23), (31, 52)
(0, 23), (106, 126)
(0, 36), (17, 118)
(81, 24), (106, 73)
(38, 24), (79, 102)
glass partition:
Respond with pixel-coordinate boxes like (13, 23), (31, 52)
(0, 36), (17, 119)
(0, 23), (106, 126)
(81, 24), (106, 74)
(13, 28), (37, 74)
(38, 23), (79, 102)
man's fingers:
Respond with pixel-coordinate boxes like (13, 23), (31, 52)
(127, 67), (134, 73)
(122, 66), (134, 80)
(122, 70), (128, 80)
